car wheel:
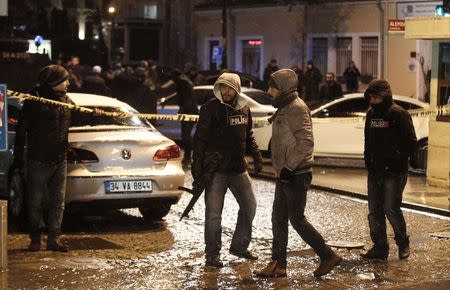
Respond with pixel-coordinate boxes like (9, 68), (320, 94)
(139, 203), (172, 221)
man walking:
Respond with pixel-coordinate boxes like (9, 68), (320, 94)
(192, 72), (263, 268)
(13, 65), (73, 252)
(255, 69), (341, 278)
(362, 79), (417, 260)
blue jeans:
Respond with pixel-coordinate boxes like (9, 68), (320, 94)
(27, 159), (67, 242)
(204, 171), (256, 258)
(367, 171), (409, 248)
(272, 173), (333, 266)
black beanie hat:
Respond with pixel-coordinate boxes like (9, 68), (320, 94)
(364, 79), (392, 99)
(38, 65), (69, 87)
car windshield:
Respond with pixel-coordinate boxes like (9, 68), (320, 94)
(245, 91), (272, 105)
(70, 106), (155, 130)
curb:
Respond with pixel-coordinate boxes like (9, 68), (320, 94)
(251, 172), (450, 218)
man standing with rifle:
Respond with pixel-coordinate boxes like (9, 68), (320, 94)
(191, 72), (263, 268)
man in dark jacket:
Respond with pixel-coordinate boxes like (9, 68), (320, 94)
(319, 72), (343, 103)
(362, 79), (417, 260)
(192, 72), (263, 268)
(172, 69), (199, 167)
(263, 59), (279, 89)
(255, 69), (341, 278)
(13, 65), (72, 252)
(304, 60), (323, 106)
(343, 61), (361, 93)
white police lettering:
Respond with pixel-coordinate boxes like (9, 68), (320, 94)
(229, 115), (248, 126)
(370, 119), (389, 128)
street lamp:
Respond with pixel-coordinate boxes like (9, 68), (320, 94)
(108, 5), (116, 65)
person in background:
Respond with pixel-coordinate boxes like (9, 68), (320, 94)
(319, 72), (343, 103)
(263, 59), (280, 89)
(303, 60), (323, 107)
(343, 61), (361, 93)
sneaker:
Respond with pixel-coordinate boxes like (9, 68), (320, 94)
(398, 244), (410, 260)
(229, 249), (258, 261)
(205, 256), (224, 268)
(254, 260), (287, 278)
(313, 253), (342, 278)
(28, 238), (41, 252)
(47, 241), (69, 252)
(360, 246), (389, 260)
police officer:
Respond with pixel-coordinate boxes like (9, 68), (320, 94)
(192, 72), (263, 268)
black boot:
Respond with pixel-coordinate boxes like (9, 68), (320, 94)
(205, 256), (223, 268)
(47, 235), (69, 252)
(28, 236), (41, 252)
(360, 245), (389, 260)
(397, 237), (410, 260)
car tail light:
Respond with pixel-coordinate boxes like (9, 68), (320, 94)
(67, 148), (99, 164)
(153, 145), (181, 161)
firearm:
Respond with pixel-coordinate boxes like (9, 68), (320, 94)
(179, 152), (221, 221)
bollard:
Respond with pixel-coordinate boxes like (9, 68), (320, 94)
(0, 200), (7, 272)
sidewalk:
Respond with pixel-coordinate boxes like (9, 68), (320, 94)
(251, 158), (450, 217)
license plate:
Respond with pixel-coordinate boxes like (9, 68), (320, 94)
(105, 180), (152, 193)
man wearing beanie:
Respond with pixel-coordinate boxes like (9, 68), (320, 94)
(255, 69), (341, 278)
(361, 79), (417, 260)
(192, 72), (263, 268)
(13, 65), (72, 252)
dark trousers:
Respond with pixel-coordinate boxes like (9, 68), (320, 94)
(204, 172), (256, 258)
(272, 172), (333, 266)
(27, 159), (67, 242)
(367, 171), (409, 248)
(181, 121), (195, 162)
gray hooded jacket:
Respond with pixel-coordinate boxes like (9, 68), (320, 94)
(270, 69), (314, 176)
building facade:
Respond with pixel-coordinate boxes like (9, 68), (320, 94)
(193, 0), (440, 101)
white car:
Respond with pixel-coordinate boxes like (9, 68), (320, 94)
(156, 85), (275, 140)
(253, 94), (429, 170)
(4, 93), (185, 221)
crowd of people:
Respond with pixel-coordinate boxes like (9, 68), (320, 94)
(264, 58), (361, 108)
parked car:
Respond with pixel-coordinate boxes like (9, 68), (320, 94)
(252, 93), (430, 170)
(156, 85), (275, 140)
(1, 93), (185, 221)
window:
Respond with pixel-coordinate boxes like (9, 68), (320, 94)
(71, 106), (154, 129)
(144, 4), (158, 19)
(314, 98), (369, 118)
(336, 37), (352, 76)
(361, 37), (379, 79)
(312, 38), (328, 75)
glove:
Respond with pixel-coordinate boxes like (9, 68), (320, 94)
(279, 167), (294, 183)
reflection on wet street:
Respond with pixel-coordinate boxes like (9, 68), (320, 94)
(3, 172), (450, 289)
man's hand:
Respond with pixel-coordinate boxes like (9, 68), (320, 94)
(279, 167), (294, 183)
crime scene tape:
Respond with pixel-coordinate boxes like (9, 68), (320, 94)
(6, 89), (450, 125)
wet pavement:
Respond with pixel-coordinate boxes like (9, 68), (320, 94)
(2, 172), (450, 289)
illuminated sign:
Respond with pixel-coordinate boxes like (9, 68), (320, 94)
(247, 40), (262, 46)
(388, 19), (406, 32)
